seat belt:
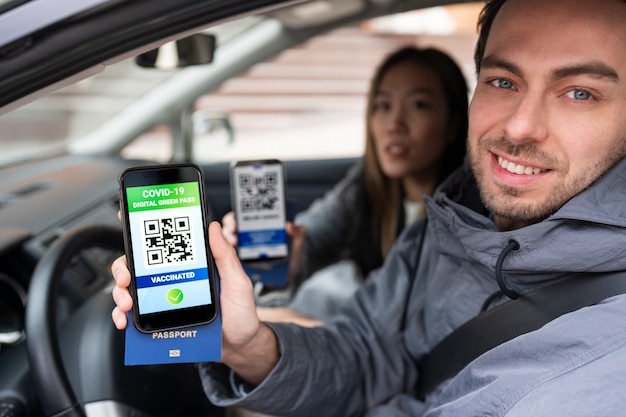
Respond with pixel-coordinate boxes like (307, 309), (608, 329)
(415, 271), (626, 399)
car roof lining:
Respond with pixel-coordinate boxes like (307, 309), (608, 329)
(0, 0), (123, 49)
(0, 0), (469, 116)
(0, 0), (299, 112)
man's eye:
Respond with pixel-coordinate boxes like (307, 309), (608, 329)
(491, 78), (514, 89)
(566, 89), (592, 101)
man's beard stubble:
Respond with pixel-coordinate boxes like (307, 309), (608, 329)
(468, 135), (626, 224)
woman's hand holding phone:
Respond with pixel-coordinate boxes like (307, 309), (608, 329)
(221, 210), (308, 284)
(285, 222), (306, 282)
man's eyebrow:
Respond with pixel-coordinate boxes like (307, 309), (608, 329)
(480, 55), (619, 83)
(550, 62), (619, 83)
(479, 55), (523, 78)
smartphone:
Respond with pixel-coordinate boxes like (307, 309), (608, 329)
(230, 159), (289, 262)
(118, 163), (218, 333)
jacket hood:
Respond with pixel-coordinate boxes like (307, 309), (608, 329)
(425, 157), (626, 291)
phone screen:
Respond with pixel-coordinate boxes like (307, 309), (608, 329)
(119, 164), (217, 332)
(230, 160), (288, 262)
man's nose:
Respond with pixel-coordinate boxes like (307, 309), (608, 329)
(503, 92), (549, 143)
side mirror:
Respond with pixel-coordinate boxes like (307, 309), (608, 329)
(135, 34), (216, 69)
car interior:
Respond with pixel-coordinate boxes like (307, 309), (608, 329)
(0, 0), (480, 416)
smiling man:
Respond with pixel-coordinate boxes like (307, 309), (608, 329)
(111, 0), (626, 415)
(469, 0), (626, 231)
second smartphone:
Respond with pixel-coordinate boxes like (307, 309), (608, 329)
(119, 163), (218, 333)
(230, 159), (289, 263)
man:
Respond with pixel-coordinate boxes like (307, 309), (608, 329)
(112, 0), (626, 415)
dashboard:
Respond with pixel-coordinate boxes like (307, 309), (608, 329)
(0, 155), (137, 358)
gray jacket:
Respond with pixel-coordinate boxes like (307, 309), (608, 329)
(293, 160), (403, 289)
(201, 158), (626, 416)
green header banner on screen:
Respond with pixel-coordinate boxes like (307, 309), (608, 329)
(126, 181), (200, 212)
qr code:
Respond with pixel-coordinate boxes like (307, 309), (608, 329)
(238, 172), (278, 213)
(143, 217), (194, 266)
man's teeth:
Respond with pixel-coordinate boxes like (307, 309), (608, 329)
(498, 156), (543, 175)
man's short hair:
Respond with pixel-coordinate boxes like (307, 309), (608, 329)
(474, 0), (507, 74)
(474, 0), (626, 73)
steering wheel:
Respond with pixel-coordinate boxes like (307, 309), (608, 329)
(25, 224), (217, 417)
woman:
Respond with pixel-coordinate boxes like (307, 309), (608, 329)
(224, 46), (469, 325)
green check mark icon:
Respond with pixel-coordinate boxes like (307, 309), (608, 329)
(167, 288), (184, 305)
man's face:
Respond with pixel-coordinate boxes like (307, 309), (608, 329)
(468, 0), (626, 231)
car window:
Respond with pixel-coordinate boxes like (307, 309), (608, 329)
(0, 4), (480, 166)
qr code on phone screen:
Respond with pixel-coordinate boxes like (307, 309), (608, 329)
(142, 217), (194, 266)
(238, 172), (278, 213)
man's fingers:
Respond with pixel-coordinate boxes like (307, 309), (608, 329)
(112, 284), (133, 311)
(208, 221), (259, 352)
(111, 306), (128, 330)
(111, 255), (130, 287)
(110, 253), (132, 330)
(209, 221), (249, 282)
(208, 220), (255, 310)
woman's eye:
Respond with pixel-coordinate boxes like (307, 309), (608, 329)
(566, 89), (592, 101)
(491, 78), (514, 89)
(374, 102), (390, 111)
(410, 100), (426, 110)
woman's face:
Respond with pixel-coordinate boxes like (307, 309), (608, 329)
(369, 60), (452, 181)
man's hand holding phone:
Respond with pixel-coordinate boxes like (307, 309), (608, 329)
(111, 221), (280, 385)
